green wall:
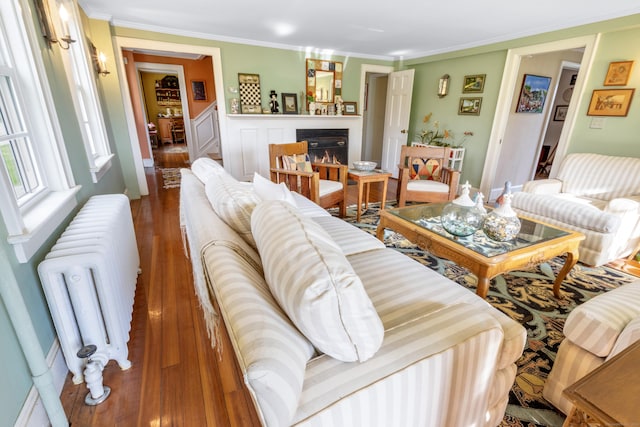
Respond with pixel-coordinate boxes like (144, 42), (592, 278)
(569, 26), (640, 157)
(0, 6), (131, 427)
(2, 7), (640, 426)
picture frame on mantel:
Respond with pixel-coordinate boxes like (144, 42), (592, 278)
(282, 93), (298, 114)
(343, 101), (357, 115)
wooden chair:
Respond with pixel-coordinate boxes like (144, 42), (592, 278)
(396, 145), (460, 207)
(268, 141), (348, 217)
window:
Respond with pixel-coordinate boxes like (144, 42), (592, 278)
(54, 0), (113, 183)
(0, 0), (79, 263)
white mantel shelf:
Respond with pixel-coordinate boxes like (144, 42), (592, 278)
(223, 114), (363, 181)
(227, 114), (361, 118)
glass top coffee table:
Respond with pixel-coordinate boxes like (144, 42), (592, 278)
(376, 203), (585, 299)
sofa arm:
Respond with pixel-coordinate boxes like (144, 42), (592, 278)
(604, 197), (640, 215)
(522, 178), (562, 194)
(292, 303), (510, 427)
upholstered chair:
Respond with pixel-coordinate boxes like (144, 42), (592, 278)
(268, 141), (347, 216)
(396, 145), (460, 207)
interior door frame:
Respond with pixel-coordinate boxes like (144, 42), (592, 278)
(135, 62), (192, 167)
(113, 36), (226, 196)
(479, 35), (600, 200)
(359, 64), (394, 164)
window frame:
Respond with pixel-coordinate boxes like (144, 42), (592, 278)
(0, 0), (79, 263)
(53, 0), (114, 183)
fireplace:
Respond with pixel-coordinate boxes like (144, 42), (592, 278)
(296, 128), (348, 164)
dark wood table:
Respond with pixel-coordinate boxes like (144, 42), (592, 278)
(562, 339), (640, 426)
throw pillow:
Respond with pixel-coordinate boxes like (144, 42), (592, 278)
(252, 172), (297, 207)
(411, 158), (441, 180)
(282, 154), (313, 172)
(251, 200), (384, 362)
(205, 174), (261, 248)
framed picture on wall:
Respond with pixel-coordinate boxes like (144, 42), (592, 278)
(458, 97), (482, 115)
(516, 74), (551, 113)
(462, 74), (486, 93)
(604, 61), (634, 86)
(553, 105), (568, 121)
(587, 89), (635, 116)
(191, 80), (207, 101)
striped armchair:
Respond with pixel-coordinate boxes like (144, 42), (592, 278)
(543, 281), (640, 414)
(512, 153), (640, 266)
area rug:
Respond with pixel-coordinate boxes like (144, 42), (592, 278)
(338, 202), (636, 427)
(164, 145), (188, 154)
(159, 167), (181, 189)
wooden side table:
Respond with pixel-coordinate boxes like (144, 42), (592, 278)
(562, 339), (640, 426)
(348, 169), (391, 222)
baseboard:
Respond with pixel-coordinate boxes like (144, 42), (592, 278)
(14, 339), (68, 427)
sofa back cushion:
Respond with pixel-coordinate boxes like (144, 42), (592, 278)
(205, 174), (260, 248)
(252, 200), (384, 362)
(557, 153), (640, 201)
(191, 157), (227, 183)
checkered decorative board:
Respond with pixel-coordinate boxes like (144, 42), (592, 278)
(238, 73), (261, 114)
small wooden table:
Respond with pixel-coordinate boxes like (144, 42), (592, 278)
(562, 340), (640, 426)
(376, 203), (585, 299)
(348, 169), (392, 222)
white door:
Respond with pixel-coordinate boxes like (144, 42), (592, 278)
(380, 69), (415, 178)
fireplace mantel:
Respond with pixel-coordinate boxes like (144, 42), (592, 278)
(223, 114), (363, 181)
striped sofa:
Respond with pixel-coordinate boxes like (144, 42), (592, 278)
(180, 158), (526, 427)
(543, 281), (640, 414)
(512, 153), (640, 266)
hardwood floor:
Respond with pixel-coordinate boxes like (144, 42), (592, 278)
(59, 148), (397, 426)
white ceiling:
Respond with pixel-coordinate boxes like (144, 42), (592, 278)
(78, 0), (640, 60)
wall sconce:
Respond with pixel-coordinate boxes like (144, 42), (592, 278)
(438, 74), (450, 98)
(96, 52), (110, 77)
(34, 0), (76, 49)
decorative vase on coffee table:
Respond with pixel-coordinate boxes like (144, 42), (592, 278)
(440, 181), (484, 237)
(482, 193), (521, 241)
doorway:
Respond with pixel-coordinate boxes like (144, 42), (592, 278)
(359, 64), (394, 167)
(479, 35), (598, 201)
(113, 37), (225, 196)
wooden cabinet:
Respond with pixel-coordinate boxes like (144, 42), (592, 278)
(155, 88), (181, 106)
(157, 118), (184, 144)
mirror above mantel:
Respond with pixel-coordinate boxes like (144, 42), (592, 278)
(306, 58), (343, 108)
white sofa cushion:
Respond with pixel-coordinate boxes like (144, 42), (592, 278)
(556, 153), (640, 200)
(205, 174), (260, 248)
(251, 200), (384, 362)
(191, 157), (227, 183)
(512, 193), (621, 233)
(563, 281), (640, 357)
(253, 172), (297, 207)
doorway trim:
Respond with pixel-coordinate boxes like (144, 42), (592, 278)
(479, 34), (600, 199)
(136, 63), (192, 167)
(113, 36), (225, 196)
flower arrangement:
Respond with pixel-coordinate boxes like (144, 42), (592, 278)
(417, 113), (473, 147)
(307, 91), (315, 103)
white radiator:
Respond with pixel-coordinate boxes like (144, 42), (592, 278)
(38, 194), (139, 384)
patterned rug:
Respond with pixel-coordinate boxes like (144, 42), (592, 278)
(338, 202), (637, 427)
(159, 167), (181, 189)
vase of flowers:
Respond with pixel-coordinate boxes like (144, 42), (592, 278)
(307, 92), (316, 115)
(416, 113), (474, 148)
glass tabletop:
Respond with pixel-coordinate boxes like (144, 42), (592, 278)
(385, 202), (570, 258)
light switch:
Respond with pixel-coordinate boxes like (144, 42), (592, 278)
(590, 117), (605, 129)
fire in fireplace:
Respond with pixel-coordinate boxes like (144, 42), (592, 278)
(296, 128), (348, 164)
